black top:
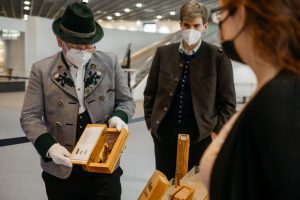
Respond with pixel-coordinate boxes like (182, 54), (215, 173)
(210, 69), (300, 200)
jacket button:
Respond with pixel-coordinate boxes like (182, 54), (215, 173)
(163, 107), (167, 112)
(91, 64), (96, 69)
(85, 87), (92, 94)
(54, 73), (60, 81)
(99, 96), (105, 101)
(174, 78), (179, 83)
(55, 122), (62, 127)
(156, 121), (159, 125)
(57, 65), (63, 71)
(168, 92), (173, 97)
(58, 99), (63, 105)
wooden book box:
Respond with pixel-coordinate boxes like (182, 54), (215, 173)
(70, 124), (128, 173)
(170, 185), (195, 200)
(175, 134), (190, 186)
(138, 170), (170, 200)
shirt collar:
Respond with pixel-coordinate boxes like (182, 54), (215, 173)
(179, 40), (202, 55)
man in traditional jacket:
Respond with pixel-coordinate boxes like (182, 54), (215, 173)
(20, 2), (135, 199)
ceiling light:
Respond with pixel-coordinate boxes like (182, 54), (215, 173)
(124, 8), (130, 12)
(156, 15), (163, 19)
(106, 16), (113, 20)
(24, 1), (30, 5)
(96, 10), (101, 14)
(23, 14), (28, 20)
(24, 6), (30, 10)
(144, 9), (154, 12)
(82, 0), (89, 3)
(115, 12), (121, 17)
(170, 11), (176, 15)
(136, 3), (142, 8)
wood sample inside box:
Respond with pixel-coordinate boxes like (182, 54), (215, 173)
(70, 124), (128, 173)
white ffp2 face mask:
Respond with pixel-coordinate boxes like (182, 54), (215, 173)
(181, 29), (202, 46)
(65, 48), (92, 68)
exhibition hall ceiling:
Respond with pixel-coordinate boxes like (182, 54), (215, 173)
(0, 0), (218, 21)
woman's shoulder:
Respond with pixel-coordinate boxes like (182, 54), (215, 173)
(243, 69), (300, 129)
(253, 69), (300, 104)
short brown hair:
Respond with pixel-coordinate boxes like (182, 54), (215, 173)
(222, 0), (300, 74)
(180, 1), (209, 24)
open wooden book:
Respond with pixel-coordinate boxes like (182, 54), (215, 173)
(70, 124), (128, 173)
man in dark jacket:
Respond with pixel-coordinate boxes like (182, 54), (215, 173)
(143, 1), (236, 180)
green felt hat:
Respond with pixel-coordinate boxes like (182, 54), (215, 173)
(52, 2), (103, 44)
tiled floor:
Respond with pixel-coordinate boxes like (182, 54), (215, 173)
(0, 92), (155, 200)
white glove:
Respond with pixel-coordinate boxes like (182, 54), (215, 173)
(108, 116), (128, 131)
(47, 143), (72, 167)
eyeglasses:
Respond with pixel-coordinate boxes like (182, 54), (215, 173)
(210, 5), (237, 24)
(66, 43), (96, 53)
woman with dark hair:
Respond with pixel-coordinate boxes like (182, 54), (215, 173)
(199, 0), (300, 199)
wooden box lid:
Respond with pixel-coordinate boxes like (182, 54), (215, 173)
(70, 124), (128, 173)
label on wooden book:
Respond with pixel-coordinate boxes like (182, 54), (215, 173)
(138, 170), (170, 200)
(70, 126), (104, 163)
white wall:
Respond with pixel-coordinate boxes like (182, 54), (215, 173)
(0, 16), (26, 32)
(97, 28), (165, 61)
(0, 17), (26, 77)
(232, 61), (257, 99)
(99, 19), (181, 34)
(25, 16), (60, 76)
(4, 33), (25, 76)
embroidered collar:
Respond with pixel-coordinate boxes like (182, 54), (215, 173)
(54, 53), (102, 97)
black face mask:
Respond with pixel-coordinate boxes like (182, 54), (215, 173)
(221, 39), (245, 64)
(219, 6), (245, 64)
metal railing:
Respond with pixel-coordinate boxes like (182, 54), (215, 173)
(0, 75), (29, 80)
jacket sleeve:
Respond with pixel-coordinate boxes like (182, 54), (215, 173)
(20, 64), (55, 161)
(214, 53), (236, 133)
(112, 54), (135, 123)
(143, 48), (161, 130)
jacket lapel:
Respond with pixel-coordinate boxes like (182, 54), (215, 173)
(190, 42), (212, 78)
(167, 43), (183, 78)
(51, 53), (78, 100)
(83, 56), (105, 98)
